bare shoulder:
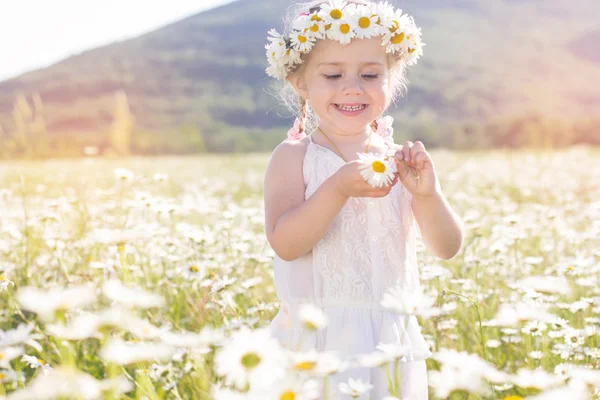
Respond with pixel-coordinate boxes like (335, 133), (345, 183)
(266, 136), (310, 167)
(263, 136), (310, 241)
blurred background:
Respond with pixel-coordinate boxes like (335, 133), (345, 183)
(0, 0), (598, 158)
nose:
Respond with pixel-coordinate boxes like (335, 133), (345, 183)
(342, 75), (364, 96)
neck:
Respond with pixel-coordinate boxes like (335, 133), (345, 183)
(316, 123), (372, 145)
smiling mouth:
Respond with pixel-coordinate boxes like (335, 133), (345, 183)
(334, 104), (367, 111)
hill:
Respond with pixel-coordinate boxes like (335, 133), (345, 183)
(0, 0), (598, 153)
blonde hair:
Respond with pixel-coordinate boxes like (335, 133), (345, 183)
(276, 0), (409, 135)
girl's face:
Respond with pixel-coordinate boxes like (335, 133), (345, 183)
(291, 37), (391, 135)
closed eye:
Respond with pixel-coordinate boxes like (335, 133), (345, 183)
(324, 74), (342, 80)
(362, 74), (379, 79)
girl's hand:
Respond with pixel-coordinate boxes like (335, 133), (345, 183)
(394, 141), (440, 199)
(332, 160), (399, 199)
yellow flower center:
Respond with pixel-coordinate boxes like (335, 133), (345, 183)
(391, 32), (405, 44)
(241, 352), (262, 369)
(298, 35), (307, 43)
(389, 20), (399, 32)
(358, 17), (371, 29)
(340, 24), (350, 34)
(0, 373), (5, 380)
(0, 352), (4, 360)
(566, 265), (574, 271)
(280, 391), (296, 400)
(372, 161), (386, 173)
(311, 14), (322, 21)
(310, 24), (319, 32)
(189, 265), (199, 272)
(330, 9), (343, 19)
(325, 23), (332, 31)
(503, 397), (523, 400)
(295, 361), (317, 370)
(408, 47), (416, 53)
(0, 276), (5, 281)
(37, 358), (45, 364)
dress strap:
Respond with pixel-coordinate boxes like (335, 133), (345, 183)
(307, 134), (314, 143)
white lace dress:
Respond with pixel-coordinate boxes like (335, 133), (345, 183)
(269, 134), (432, 399)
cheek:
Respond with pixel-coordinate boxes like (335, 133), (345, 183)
(308, 82), (337, 102)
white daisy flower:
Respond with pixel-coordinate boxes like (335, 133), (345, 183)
(99, 338), (174, 365)
(103, 279), (165, 309)
(372, 1), (396, 28)
(357, 349), (394, 368)
(314, 351), (348, 377)
(357, 153), (396, 188)
(0, 346), (24, 368)
(521, 320), (547, 336)
(383, 14), (414, 53)
(114, 167), (134, 182)
(0, 369), (17, 383)
(319, 0), (349, 25)
(16, 285), (97, 322)
(0, 275), (14, 292)
(299, 303), (328, 331)
(404, 32), (425, 66)
(0, 323), (43, 351)
(353, 5), (381, 39)
(290, 30), (316, 53)
(303, 13), (326, 40)
(180, 263), (206, 280)
(266, 62), (288, 80)
(288, 350), (320, 374)
(214, 327), (285, 390)
(563, 328), (585, 348)
(248, 375), (320, 399)
(327, 18), (357, 45)
(510, 367), (563, 391)
(21, 354), (53, 375)
(375, 342), (410, 361)
(338, 377), (373, 397)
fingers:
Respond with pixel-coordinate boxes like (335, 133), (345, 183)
(400, 141), (426, 166)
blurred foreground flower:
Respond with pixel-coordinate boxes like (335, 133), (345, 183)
(103, 279), (165, 308)
(428, 348), (510, 398)
(299, 303), (328, 331)
(338, 377), (373, 398)
(16, 286), (96, 322)
(99, 338), (174, 365)
(381, 287), (436, 316)
(6, 366), (132, 400)
(215, 327), (286, 390)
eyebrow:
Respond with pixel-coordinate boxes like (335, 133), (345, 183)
(317, 62), (385, 67)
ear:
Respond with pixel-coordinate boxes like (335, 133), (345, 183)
(287, 73), (310, 100)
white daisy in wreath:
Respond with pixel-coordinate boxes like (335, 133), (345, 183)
(353, 6), (381, 39)
(319, 0), (349, 25)
(357, 153), (397, 188)
(290, 30), (316, 53)
(328, 19), (357, 45)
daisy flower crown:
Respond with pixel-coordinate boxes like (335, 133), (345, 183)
(265, 0), (425, 80)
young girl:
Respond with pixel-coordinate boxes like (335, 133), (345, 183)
(263, 1), (464, 398)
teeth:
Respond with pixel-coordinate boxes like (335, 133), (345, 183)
(337, 104), (365, 111)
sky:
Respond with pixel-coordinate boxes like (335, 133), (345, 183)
(0, 0), (236, 81)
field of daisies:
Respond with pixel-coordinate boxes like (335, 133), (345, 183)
(0, 146), (599, 400)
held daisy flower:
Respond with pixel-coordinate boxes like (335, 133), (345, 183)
(357, 153), (397, 188)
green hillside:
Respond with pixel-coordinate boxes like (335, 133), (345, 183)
(0, 0), (598, 154)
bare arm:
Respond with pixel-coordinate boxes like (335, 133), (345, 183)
(411, 191), (464, 260)
(264, 140), (349, 261)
